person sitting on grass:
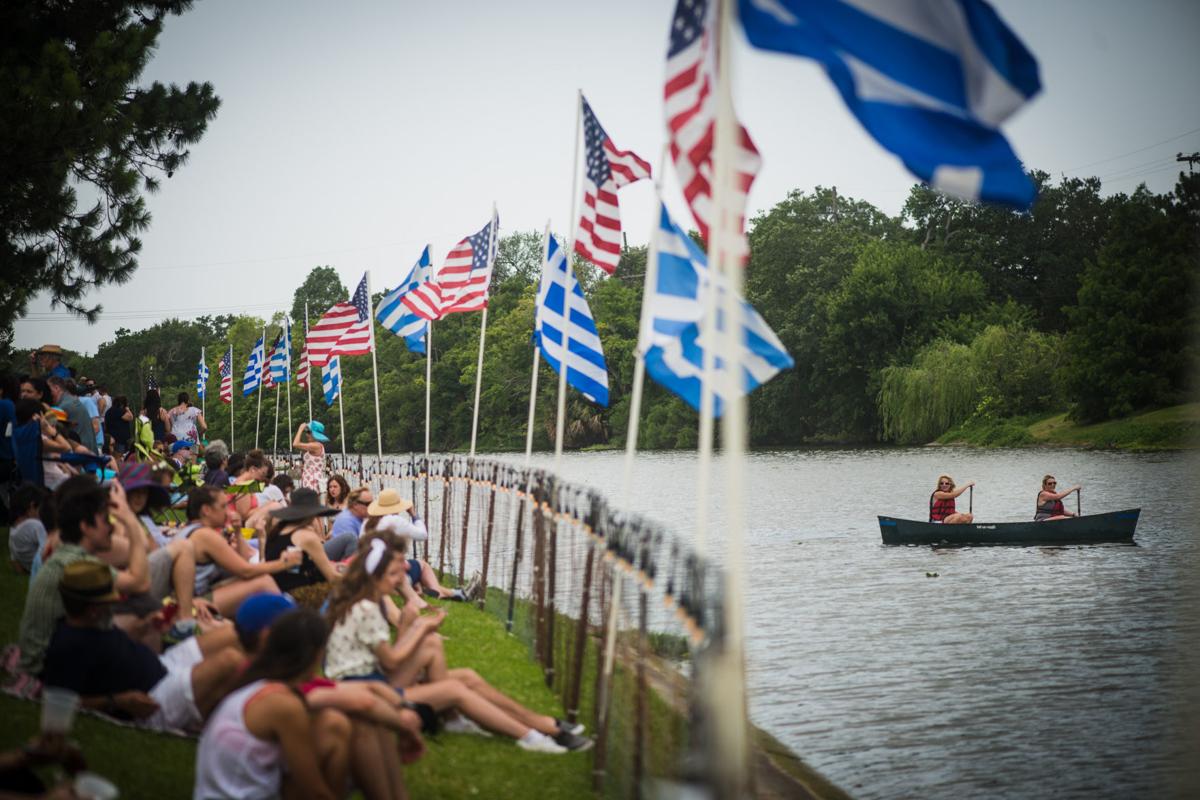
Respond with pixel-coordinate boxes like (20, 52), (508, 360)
(40, 560), (244, 733)
(193, 609), (346, 800)
(324, 485), (374, 562)
(325, 473), (352, 510)
(179, 486), (301, 618)
(263, 488), (344, 596)
(7, 482), (47, 574)
(323, 538), (591, 753)
(363, 488), (472, 606)
(234, 594), (424, 800)
(18, 477), (198, 675)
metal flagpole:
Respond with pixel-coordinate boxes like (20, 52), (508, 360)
(554, 91), (584, 474)
(304, 303), (314, 429)
(228, 343), (235, 452)
(424, 321), (433, 460)
(284, 317), (293, 458)
(524, 221), (552, 467)
(200, 346), (206, 428)
(337, 361), (347, 459)
(272, 361), (281, 457)
(709, 0), (752, 794)
(255, 326), (264, 449)
(366, 270), (384, 460)
(468, 203), (499, 458)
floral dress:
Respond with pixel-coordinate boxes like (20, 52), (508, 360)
(301, 446), (325, 492)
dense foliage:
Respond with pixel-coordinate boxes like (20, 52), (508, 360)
(30, 173), (1200, 452)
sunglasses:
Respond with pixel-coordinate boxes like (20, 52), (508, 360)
(1046, 481), (1057, 486)
(938, 481), (951, 486)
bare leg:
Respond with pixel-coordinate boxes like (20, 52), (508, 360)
(350, 720), (407, 800)
(167, 539), (196, 622)
(403, 680), (530, 740)
(399, 576), (428, 611)
(212, 574), (281, 617)
(188, 648), (243, 718)
(310, 708), (352, 798)
(417, 560), (455, 597)
(448, 667), (557, 734)
(944, 512), (974, 524)
(386, 635), (449, 688)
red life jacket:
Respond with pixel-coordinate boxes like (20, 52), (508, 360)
(929, 493), (956, 522)
(1036, 496), (1065, 517)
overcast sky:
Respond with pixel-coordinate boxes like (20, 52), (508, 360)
(13, 0), (1200, 356)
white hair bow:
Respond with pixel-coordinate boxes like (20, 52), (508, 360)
(364, 537), (387, 575)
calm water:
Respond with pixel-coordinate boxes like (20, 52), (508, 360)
(515, 447), (1200, 799)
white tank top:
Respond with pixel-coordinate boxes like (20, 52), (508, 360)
(193, 680), (284, 800)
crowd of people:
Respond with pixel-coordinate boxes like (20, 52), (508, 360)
(1, 345), (592, 800)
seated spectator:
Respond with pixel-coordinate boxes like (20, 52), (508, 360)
(269, 473), (294, 501)
(324, 539), (590, 752)
(364, 489), (468, 606)
(40, 561), (243, 733)
(263, 488), (342, 594)
(103, 394), (134, 456)
(193, 609), (345, 800)
(325, 486), (373, 562)
(202, 449), (230, 487)
(325, 474), (351, 511)
(8, 483), (47, 573)
(178, 486), (298, 618)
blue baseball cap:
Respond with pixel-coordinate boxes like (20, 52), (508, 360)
(307, 420), (329, 442)
(170, 440), (195, 455)
(235, 593), (297, 637)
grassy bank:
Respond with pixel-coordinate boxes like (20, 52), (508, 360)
(937, 402), (1200, 450)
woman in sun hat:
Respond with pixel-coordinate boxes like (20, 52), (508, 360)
(362, 488), (471, 606)
(292, 421), (328, 492)
(263, 487), (342, 594)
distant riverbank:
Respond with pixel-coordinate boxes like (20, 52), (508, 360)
(936, 403), (1199, 450)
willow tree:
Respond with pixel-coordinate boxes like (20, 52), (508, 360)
(879, 339), (980, 443)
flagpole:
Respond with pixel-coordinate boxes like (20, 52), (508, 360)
(200, 346), (206, 430)
(284, 318), (293, 460)
(424, 321), (433, 460)
(228, 343), (235, 452)
(524, 221), (553, 466)
(553, 91), (584, 472)
(365, 270), (384, 461)
(337, 361), (347, 459)
(467, 203), (499, 458)
(255, 326), (264, 449)
(709, 0), (751, 794)
(272, 363), (281, 457)
(304, 303), (314, 429)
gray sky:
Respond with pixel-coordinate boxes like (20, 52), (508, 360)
(14, 0), (1200, 355)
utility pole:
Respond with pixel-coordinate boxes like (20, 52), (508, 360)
(1177, 152), (1199, 175)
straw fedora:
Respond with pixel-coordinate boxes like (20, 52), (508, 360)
(38, 344), (64, 356)
(367, 487), (413, 516)
(59, 561), (121, 604)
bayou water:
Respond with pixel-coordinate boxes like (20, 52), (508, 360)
(522, 447), (1199, 799)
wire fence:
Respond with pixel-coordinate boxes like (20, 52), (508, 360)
(275, 451), (729, 798)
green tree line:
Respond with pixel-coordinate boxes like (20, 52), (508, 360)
(24, 172), (1199, 453)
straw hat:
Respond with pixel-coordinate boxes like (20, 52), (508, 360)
(59, 561), (121, 604)
(367, 487), (413, 516)
(38, 344), (64, 356)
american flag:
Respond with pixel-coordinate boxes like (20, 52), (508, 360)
(574, 96), (651, 275)
(405, 213), (499, 320)
(665, 0), (760, 256)
(307, 273), (372, 367)
(296, 338), (310, 389)
(219, 347), (233, 404)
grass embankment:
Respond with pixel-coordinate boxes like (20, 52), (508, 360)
(937, 402), (1200, 450)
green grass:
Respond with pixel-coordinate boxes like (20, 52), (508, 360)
(938, 402), (1200, 450)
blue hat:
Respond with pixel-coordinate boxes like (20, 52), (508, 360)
(307, 420), (329, 443)
(235, 593), (297, 637)
(170, 440), (195, 454)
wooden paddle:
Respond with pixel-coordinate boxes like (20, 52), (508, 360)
(969, 485), (973, 514)
(1076, 487), (1081, 516)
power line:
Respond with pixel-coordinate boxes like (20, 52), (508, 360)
(1062, 126), (1200, 174)
(20, 299), (290, 321)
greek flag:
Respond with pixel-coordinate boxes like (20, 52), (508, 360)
(196, 350), (209, 400)
(375, 246), (433, 355)
(322, 355), (341, 406)
(534, 234), (609, 407)
(738, 0), (1041, 208)
(269, 318), (291, 384)
(242, 335), (265, 396)
(643, 204), (793, 415)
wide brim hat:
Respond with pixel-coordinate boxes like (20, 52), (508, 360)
(38, 344), (64, 356)
(269, 487), (339, 521)
(367, 487), (413, 516)
(307, 420), (329, 443)
(59, 561), (121, 604)
(117, 462), (171, 509)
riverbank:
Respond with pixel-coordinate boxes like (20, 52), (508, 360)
(936, 402), (1200, 450)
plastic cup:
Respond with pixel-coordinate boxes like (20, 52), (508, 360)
(74, 771), (120, 800)
(40, 687), (80, 735)
(241, 526), (256, 540)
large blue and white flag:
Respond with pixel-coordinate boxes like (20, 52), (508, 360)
(196, 350), (209, 401)
(242, 336), (265, 397)
(269, 318), (292, 384)
(643, 204), (793, 415)
(375, 246), (433, 355)
(534, 235), (610, 407)
(322, 355), (341, 407)
(738, 0), (1041, 208)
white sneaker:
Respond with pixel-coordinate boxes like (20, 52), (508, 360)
(443, 715), (492, 737)
(516, 731), (567, 754)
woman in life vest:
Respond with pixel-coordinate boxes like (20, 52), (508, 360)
(929, 474), (975, 523)
(1034, 475), (1081, 521)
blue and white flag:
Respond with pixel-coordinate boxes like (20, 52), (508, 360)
(534, 235), (610, 407)
(196, 350), (209, 401)
(643, 204), (793, 415)
(322, 355), (341, 407)
(243, 336), (265, 396)
(269, 319), (292, 384)
(738, 0), (1041, 208)
(375, 246), (433, 355)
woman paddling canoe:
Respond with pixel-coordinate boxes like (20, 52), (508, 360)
(929, 475), (975, 524)
(1035, 475), (1081, 521)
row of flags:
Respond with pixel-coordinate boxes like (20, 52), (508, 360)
(193, 0), (1038, 426)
